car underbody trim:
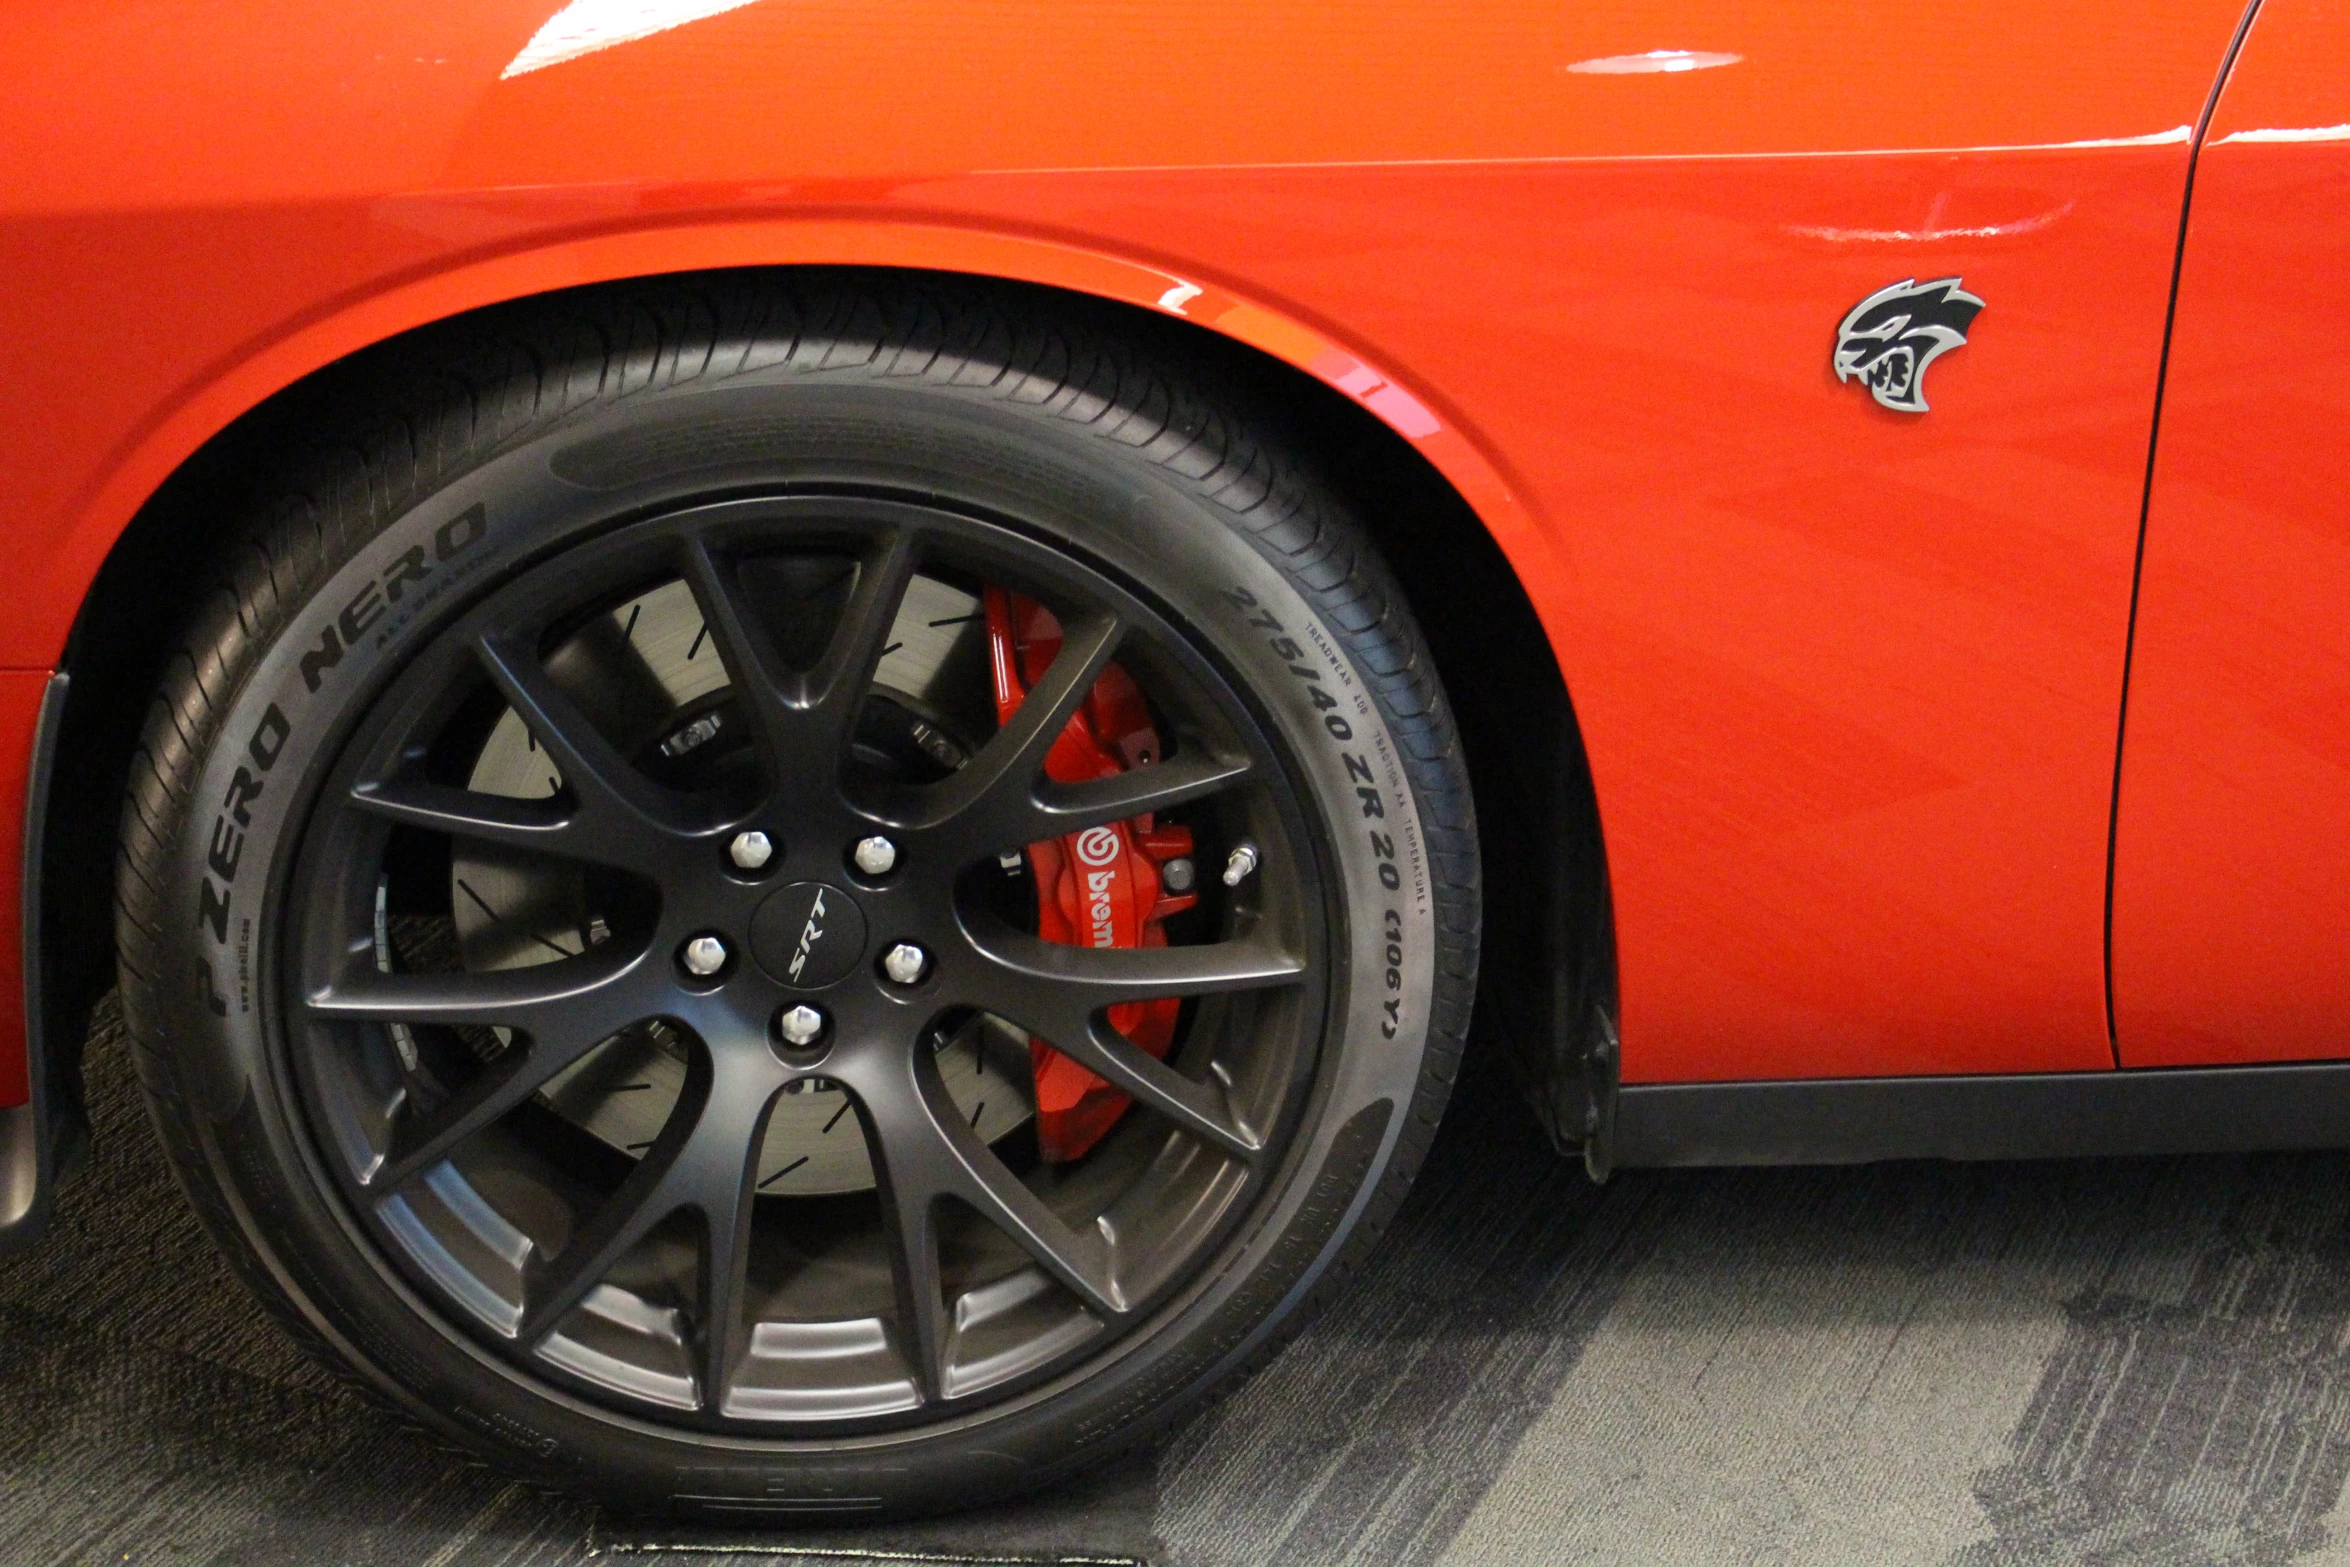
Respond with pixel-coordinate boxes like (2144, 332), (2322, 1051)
(1615, 1058), (2350, 1167)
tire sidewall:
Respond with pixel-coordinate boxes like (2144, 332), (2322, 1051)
(146, 370), (1442, 1513)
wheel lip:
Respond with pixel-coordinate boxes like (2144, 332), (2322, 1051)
(268, 481), (1347, 1439)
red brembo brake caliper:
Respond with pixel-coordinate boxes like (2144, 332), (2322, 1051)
(983, 587), (1198, 1162)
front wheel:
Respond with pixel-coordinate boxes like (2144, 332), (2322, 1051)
(115, 277), (1477, 1518)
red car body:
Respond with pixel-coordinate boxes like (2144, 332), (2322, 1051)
(0, 0), (2343, 1226)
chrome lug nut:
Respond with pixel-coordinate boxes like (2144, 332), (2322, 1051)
(774, 1003), (827, 1048)
(1160, 856), (1197, 894)
(728, 830), (774, 871)
(1222, 842), (1260, 887)
(853, 835), (900, 877)
(881, 942), (929, 986)
(680, 934), (729, 977)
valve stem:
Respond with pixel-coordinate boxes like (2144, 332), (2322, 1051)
(1222, 842), (1260, 887)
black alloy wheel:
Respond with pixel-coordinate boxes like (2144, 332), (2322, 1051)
(292, 494), (1325, 1421)
(116, 276), (1479, 1518)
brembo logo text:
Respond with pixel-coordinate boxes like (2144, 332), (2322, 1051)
(1076, 827), (1121, 949)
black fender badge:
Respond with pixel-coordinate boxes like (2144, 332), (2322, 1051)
(1833, 277), (1985, 413)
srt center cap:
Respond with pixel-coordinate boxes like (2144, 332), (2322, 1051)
(750, 881), (868, 988)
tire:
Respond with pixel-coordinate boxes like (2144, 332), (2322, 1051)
(114, 274), (1478, 1519)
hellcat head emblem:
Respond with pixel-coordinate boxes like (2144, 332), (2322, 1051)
(1833, 277), (1984, 413)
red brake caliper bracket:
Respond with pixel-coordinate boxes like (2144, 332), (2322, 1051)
(983, 587), (1197, 1162)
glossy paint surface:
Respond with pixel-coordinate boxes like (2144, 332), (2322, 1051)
(2113, 0), (2350, 1067)
(0, 0), (2256, 1103)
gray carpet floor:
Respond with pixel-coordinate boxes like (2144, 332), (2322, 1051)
(6, 998), (2350, 1566)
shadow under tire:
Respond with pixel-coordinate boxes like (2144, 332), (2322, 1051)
(112, 275), (1479, 1519)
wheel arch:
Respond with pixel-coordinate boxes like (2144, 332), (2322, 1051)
(35, 245), (1616, 1230)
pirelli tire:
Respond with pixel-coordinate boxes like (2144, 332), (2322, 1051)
(113, 275), (1479, 1519)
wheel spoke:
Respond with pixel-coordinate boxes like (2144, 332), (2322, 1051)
(314, 953), (658, 1188)
(1017, 747), (1254, 846)
(680, 528), (918, 781)
(844, 1048), (1124, 1373)
(948, 1127), (1122, 1315)
(860, 1099), (951, 1403)
(676, 536), (803, 771)
(519, 1127), (689, 1346)
(685, 1056), (777, 1412)
(906, 610), (1124, 847)
(474, 631), (694, 853)
(346, 779), (573, 855)
(963, 923), (1305, 1012)
(804, 529), (920, 726)
(373, 1045), (584, 1190)
(1043, 1018), (1261, 1159)
(951, 931), (1294, 1156)
(518, 1051), (779, 1385)
(306, 946), (646, 1035)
